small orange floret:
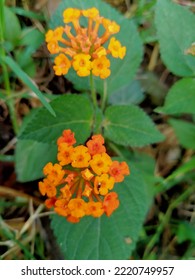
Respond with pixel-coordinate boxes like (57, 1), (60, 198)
(54, 199), (70, 217)
(93, 46), (107, 59)
(64, 172), (77, 184)
(66, 215), (80, 223)
(86, 134), (106, 156)
(43, 162), (65, 186)
(102, 19), (120, 34)
(68, 198), (86, 218)
(72, 53), (91, 77)
(94, 174), (115, 195)
(90, 153), (112, 175)
(81, 168), (94, 181)
(57, 143), (74, 166)
(60, 185), (72, 201)
(47, 41), (60, 54)
(86, 201), (104, 217)
(53, 54), (71, 76)
(71, 145), (91, 168)
(39, 178), (57, 198)
(82, 183), (93, 197)
(57, 129), (76, 146)
(108, 37), (126, 59)
(45, 197), (57, 209)
(91, 56), (111, 79)
(45, 27), (64, 43)
(109, 161), (130, 182)
(103, 192), (119, 216)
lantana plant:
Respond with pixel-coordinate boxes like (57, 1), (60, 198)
(39, 7), (129, 223)
(17, 0), (164, 260)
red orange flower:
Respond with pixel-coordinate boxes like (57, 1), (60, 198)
(86, 134), (106, 156)
(103, 192), (120, 217)
(109, 161), (130, 182)
(57, 129), (76, 146)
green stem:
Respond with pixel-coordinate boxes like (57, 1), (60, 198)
(0, 1), (19, 134)
(101, 79), (108, 112)
(143, 185), (195, 259)
(90, 71), (98, 109)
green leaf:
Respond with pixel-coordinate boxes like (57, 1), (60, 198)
(155, 0), (195, 77)
(103, 105), (164, 147)
(15, 50), (36, 77)
(0, 154), (14, 162)
(15, 108), (53, 181)
(109, 80), (145, 105)
(1, 56), (55, 116)
(19, 28), (44, 53)
(166, 156), (195, 182)
(51, 164), (148, 260)
(130, 151), (157, 205)
(156, 78), (195, 115)
(15, 108), (57, 182)
(19, 95), (93, 144)
(169, 119), (195, 149)
(15, 140), (57, 182)
(177, 222), (195, 244)
(49, 0), (143, 96)
(3, 6), (22, 47)
(10, 7), (45, 21)
(139, 71), (167, 106)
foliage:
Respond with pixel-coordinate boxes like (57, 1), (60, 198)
(1, 0), (195, 260)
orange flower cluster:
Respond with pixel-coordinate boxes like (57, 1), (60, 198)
(39, 129), (130, 223)
(46, 7), (126, 79)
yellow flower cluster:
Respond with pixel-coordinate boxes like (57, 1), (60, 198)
(46, 7), (126, 79)
(39, 130), (130, 223)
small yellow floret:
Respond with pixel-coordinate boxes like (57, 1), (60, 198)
(92, 56), (111, 79)
(71, 145), (91, 168)
(63, 8), (81, 23)
(82, 7), (99, 19)
(72, 53), (91, 77)
(53, 54), (71, 76)
(108, 37), (126, 59)
(90, 153), (112, 175)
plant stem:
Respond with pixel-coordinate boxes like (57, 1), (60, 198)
(0, 0), (19, 134)
(101, 79), (108, 112)
(143, 185), (195, 259)
(90, 71), (98, 109)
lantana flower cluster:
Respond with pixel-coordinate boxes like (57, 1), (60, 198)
(39, 129), (130, 223)
(46, 7), (126, 79)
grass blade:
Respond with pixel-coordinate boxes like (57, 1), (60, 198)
(1, 55), (56, 117)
